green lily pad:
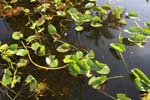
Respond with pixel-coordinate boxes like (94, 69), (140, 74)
(128, 34), (146, 42)
(16, 49), (28, 56)
(46, 55), (59, 67)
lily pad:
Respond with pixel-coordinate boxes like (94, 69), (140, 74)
(12, 32), (23, 40)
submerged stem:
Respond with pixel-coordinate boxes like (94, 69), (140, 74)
(99, 90), (117, 100)
(21, 41), (67, 70)
(119, 52), (129, 71)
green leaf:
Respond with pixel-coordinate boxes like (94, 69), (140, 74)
(128, 34), (146, 42)
(95, 60), (110, 74)
(90, 22), (102, 28)
(31, 42), (41, 51)
(110, 43), (126, 52)
(143, 28), (150, 36)
(119, 19), (127, 25)
(11, 75), (21, 88)
(25, 75), (37, 92)
(16, 49), (28, 56)
(63, 55), (73, 63)
(86, 50), (95, 59)
(17, 59), (28, 68)
(102, 4), (112, 10)
(26, 35), (37, 43)
(0, 44), (9, 51)
(48, 24), (57, 35)
(9, 44), (18, 51)
(75, 26), (84, 31)
(146, 21), (150, 27)
(69, 62), (81, 74)
(75, 51), (83, 59)
(85, 3), (95, 9)
(12, 31), (23, 40)
(1, 69), (12, 86)
(128, 11), (138, 18)
(46, 55), (59, 67)
(112, 6), (123, 19)
(88, 76), (107, 90)
(124, 26), (142, 34)
(38, 45), (45, 56)
(117, 93), (131, 100)
(41, 3), (50, 12)
(56, 43), (71, 53)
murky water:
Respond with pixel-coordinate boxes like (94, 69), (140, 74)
(1, 0), (150, 100)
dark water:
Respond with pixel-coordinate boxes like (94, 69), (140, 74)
(1, 0), (150, 100)
(68, 0), (150, 100)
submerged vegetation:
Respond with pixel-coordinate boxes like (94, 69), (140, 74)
(0, 0), (150, 100)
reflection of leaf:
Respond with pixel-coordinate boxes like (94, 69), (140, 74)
(110, 43), (126, 52)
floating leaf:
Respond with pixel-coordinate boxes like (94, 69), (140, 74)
(117, 93), (131, 100)
(31, 42), (41, 51)
(143, 28), (150, 36)
(88, 76), (107, 90)
(56, 43), (71, 53)
(48, 24), (57, 35)
(0, 44), (9, 51)
(1, 69), (12, 86)
(124, 26), (142, 34)
(17, 59), (28, 68)
(119, 19), (127, 25)
(9, 44), (18, 51)
(16, 49), (28, 56)
(128, 11), (138, 18)
(75, 26), (84, 31)
(86, 50), (95, 59)
(38, 45), (45, 56)
(71, 62), (81, 74)
(112, 6), (123, 19)
(12, 31), (23, 40)
(110, 43), (126, 52)
(46, 55), (59, 67)
(25, 75), (37, 92)
(90, 23), (102, 28)
(26, 35), (37, 43)
(102, 3), (112, 10)
(85, 3), (95, 9)
(11, 75), (21, 88)
(128, 34), (146, 42)
(146, 21), (150, 27)
(95, 61), (110, 74)
(63, 55), (73, 63)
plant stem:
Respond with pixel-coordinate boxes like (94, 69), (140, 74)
(107, 75), (125, 80)
(119, 52), (129, 71)
(21, 41), (67, 70)
(99, 90), (117, 100)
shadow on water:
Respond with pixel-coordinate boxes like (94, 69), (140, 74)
(1, 0), (150, 100)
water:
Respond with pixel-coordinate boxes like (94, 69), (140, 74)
(67, 0), (150, 99)
(1, 0), (150, 100)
